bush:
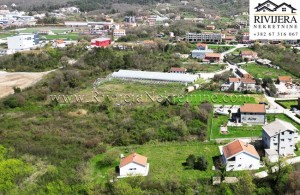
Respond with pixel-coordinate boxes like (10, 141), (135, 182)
(3, 94), (26, 108)
(194, 156), (208, 171)
(98, 150), (119, 167)
(185, 154), (196, 169)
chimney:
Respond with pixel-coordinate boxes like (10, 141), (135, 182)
(120, 154), (124, 159)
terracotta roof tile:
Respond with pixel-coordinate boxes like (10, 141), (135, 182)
(205, 53), (221, 58)
(229, 77), (240, 83)
(120, 153), (147, 168)
(240, 104), (266, 113)
(278, 76), (292, 82)
(170, 67), (186, 72)
(241, 78), (256, 84)
(241, 50), (257, 56)
(223, 140), (259, 159)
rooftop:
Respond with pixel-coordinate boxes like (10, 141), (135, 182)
(120, 153), (148, 168)
(205, 53), (221, 58)
(229, 77), (240, 83)
(278, 76), (292, 82)
(263, 119), (298, 137)
(223, 140), (259, 159)
(112, 69), (199, 83)
(240, 104), (266, 113)
(170, 67), (187, 72)
(241, 78), (256, 84)
(241, 50), (257, 56)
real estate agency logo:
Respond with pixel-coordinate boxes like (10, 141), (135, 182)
(249, 0), (300, 40)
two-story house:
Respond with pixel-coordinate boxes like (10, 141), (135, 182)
(239, 104), (266, 124)
(262, 119), (299, 159)
(220, 139), (260, 171)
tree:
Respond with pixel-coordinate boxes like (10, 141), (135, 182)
(265, 158), (292, 194)
(234, 172), (255, 195)
(219, 164), (227, 181)
(185, 154), (196, 169)
(194, 156), (208, 171)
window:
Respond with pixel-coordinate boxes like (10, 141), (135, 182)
(267, 4), (270, 7)
(281, 147), (285, 149)
(274, 143), (278, 145)
(281, 139), (284, 141)
(282, 8), (286, 12)
(129, 168), (136, 170)
(281, 132), (284, 135)
(238, 164), (241, 167)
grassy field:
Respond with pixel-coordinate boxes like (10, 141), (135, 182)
(40, 33), (80, 40)
(91, 141), (246, 183)
(211, 115), (262, 139)
(78, 80), (186, 104)
(275, 100), (299, 109)
(208, 45), (235, 50)
(0, 32), (15, 39)
(242, 63), (296, 79)
(16, 28), (72, 34)
(183, 62), (225, 73)
(177, 90), (257, 105)
(210, 113), (300, 139)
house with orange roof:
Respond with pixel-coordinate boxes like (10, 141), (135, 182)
(240, 50), (258, 60)
(206, 25), (215, 30)
(277, 76), (292, 84)
(170, 67), (187, 74)
(204, 53), (222, 62)
(119, 153), (149, 177)
(53, 39), (66, 48)
(219, 139), (260, 171)
(196, 43), (208, 50)
(239, 104), (266, 124)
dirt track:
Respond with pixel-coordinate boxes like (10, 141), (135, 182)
(0, 71), (51, 99)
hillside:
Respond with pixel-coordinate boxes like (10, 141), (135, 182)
(4, 0), (249, 16)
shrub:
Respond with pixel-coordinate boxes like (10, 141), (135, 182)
(185, 154), (196, 169)
(194, 156), (208, 171)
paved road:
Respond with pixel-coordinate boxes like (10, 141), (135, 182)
(264, 93), (300, 124)
(198, 44), (248, 79)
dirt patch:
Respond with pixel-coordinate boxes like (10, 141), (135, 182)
(68, 109), (88, 117)
(0, 71), (52, 99)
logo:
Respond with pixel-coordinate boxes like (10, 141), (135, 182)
(249, 0), (300, 40)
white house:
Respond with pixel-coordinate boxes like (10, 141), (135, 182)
(220, 140), (260, 171)
(263, 119), (299, 159)
(191, 49), (213, 59)
(113, 29), (126, 39)
(221, 77), (258, 92)
(239, 104), (266, 124)
(119, 153), (149, 177)
(7, 34), (39, 51)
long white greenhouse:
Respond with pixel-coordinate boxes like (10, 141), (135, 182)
(111, 70), (199, 83)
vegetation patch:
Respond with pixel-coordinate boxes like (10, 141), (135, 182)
(242, 63), (296, 79)
(176, 90), (256, 105)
